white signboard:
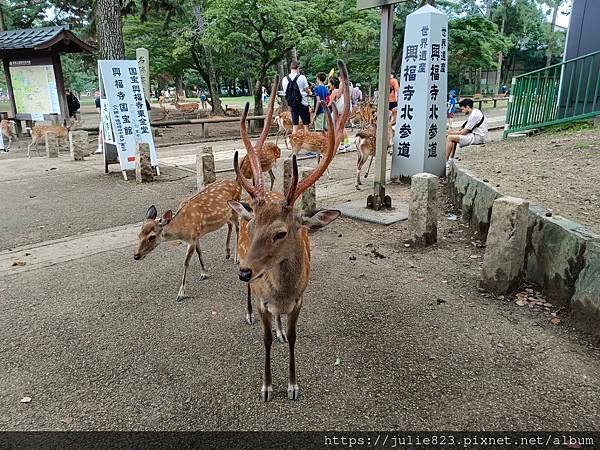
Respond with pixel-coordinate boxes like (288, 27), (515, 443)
(31, 112), (45, 122)
(391, 4), (448, 180)
(98, 60), (158, 172)
(100, 99), (115, 144)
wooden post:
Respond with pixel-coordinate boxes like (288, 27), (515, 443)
(196, 146), (215, 189)
(52, 53), (69, 126)
(300, 168), (316, 214)
(69, 130), (88, 161)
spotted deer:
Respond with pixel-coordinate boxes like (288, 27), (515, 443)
(174, 95), (201, 119)
(228, 60), (350, 402)
(286, 129), (341, 180)
(239, 142), (281, 191)
(354, 120), (394, 189)
(1, 120), (17, 150)
(27, 123), (70, 158)
(134, 179), (241, 302)
(274, 110), (292, 148)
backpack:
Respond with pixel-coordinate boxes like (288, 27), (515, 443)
(285, 75), (303, 108)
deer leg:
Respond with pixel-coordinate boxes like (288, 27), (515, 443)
(275, 315), (287, 344)
(365, 154), (375, 178)
(176, 244), (196, 302)
(268, 169), (275, 191)
(195, 241), (208, 280)
(287, 302), (302, 400)
(225, 222), (233, 259)
(259, 308), (274, 401)
(245, 284), (254, 325)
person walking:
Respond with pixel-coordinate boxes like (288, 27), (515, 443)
(447, 89), (457, 129)
(66, 89), (80, 124)
(312, 72), (329, 131)
(282, 60), (310, 133)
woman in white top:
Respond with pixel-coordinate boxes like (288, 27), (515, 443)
(327, 77), (351, 152)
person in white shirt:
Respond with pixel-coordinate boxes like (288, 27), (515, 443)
(281, 60), (310, 133)
(445, 98), (488, 165)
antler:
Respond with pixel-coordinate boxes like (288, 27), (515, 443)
(236, 76), (279, 199)
(286, 60), (350, 206)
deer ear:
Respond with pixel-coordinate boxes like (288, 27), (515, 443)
(160, 210), (173, 225)
(228, 200), (254, 221)
(146, 205), (157, 220)
(302, 209), (341, 231)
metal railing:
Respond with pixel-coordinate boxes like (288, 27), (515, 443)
(503, 49), (600, 138)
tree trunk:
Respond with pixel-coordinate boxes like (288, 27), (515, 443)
(96, 0), (125, 60)
(494, 5), (507, 96)
(247, 77), (254, 96)
(254, 78), (264, 116)
(192, 1), (224, 115)
(175, 74), (183, 97)
(0, 4), (6, 32)
(546, 2), (559, 67)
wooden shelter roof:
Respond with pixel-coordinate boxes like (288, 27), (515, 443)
(0, 25), (95, 56)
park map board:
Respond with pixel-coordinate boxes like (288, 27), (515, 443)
(9, 63), (60, 115)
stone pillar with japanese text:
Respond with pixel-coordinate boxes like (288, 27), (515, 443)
(136, 48), (150, 102)
(391, 5), (448, 181)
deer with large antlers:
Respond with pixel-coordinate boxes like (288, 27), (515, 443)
(134, 179), (241, 302)
(228, 60), (350, 402)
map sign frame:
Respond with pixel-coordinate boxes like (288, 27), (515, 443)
(8, 59), (61, 118)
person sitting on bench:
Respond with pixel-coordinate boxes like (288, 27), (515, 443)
(445, 98), (488, 169)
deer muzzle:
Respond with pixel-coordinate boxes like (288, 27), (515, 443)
(239, 268), (252, 283)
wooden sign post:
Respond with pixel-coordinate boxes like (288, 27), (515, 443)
(357, 0), (410, 211)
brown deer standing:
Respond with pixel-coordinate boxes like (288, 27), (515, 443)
(1, 120), (17, 150)
(134, 179), (241, 302)
(174, 95), (201, 119)
(354, 120), (394, 189)
(239, 142), (281, 191)
(228, 60), (350, 402)
(27, 124), (70, 158)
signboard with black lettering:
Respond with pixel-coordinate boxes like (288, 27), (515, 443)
(98, 60), (158, 173)
(391, 4), (447, 180)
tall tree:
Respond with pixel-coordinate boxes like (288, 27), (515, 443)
(95, 0), (125, 59)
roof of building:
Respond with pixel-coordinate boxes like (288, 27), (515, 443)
(0, 25), (95, 55)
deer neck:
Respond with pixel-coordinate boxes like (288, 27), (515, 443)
(261, 231), (308, 300)
(161, 215), (194, 242)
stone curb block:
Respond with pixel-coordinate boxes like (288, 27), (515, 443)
(449, 163), (600, 338)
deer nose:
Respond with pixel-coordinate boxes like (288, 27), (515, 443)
(239, 268), (252, 282)
(133, 254), (141, 261)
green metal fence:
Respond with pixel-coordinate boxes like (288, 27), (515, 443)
(503, 49), (600, 138)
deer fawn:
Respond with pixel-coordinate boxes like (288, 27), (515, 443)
(134, 179), (241, 302)
(228, 60), (350, 402)
(1, 120), (17, 151)
(27, 123), (70, 158)
(286, 130), (337, 180)
(239, 142), (281, 191)
(354, 120), (394, 189)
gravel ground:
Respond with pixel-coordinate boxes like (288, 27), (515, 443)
(1, 183), (599, 431)
(457, 126), (600, 235)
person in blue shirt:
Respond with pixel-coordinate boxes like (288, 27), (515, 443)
(447, 89), (457, 129)
(312, 72), (329, 131)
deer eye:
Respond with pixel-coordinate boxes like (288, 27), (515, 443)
(273, 231), (287, 241)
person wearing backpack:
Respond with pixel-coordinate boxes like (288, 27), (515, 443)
(445, 98), (488, 172)
(282, 60), (310, 133)
(66, 89), (81, 123)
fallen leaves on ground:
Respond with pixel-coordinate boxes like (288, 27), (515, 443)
(334, 357), (341, 366)
(11, 261), (26, 267)
(20, 397), (31, 403)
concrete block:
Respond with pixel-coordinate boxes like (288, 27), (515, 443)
(300, 168), (316, 214)
(409, 173), (438, 246)
(45, 132), (59, 158)
(135, 143), (154, 183)
(480, 196), (529, 294)
(69, 131), (88, 161)
(571, 242), (600, 338)
(526, 206), (597, 305)
(196, 151), (215, 190)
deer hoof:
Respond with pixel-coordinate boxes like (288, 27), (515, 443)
(261, 386), (273, 402)
(200, 272), (208, 281)
(245, 313), (255, 325)
(225, 254), (231, 260)
(287, 384), (300, 401)
(175, 294), (186, 303)
(276, 331), (288, 344)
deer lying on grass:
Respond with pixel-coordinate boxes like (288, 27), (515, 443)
(134, 179), (241, 302)
(228, 60), (350, 402)
(1, 119), (17, 150)
(240, 141), (281, 191)
(354, 120), (394, 189)
(27, 123), (70, 158)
